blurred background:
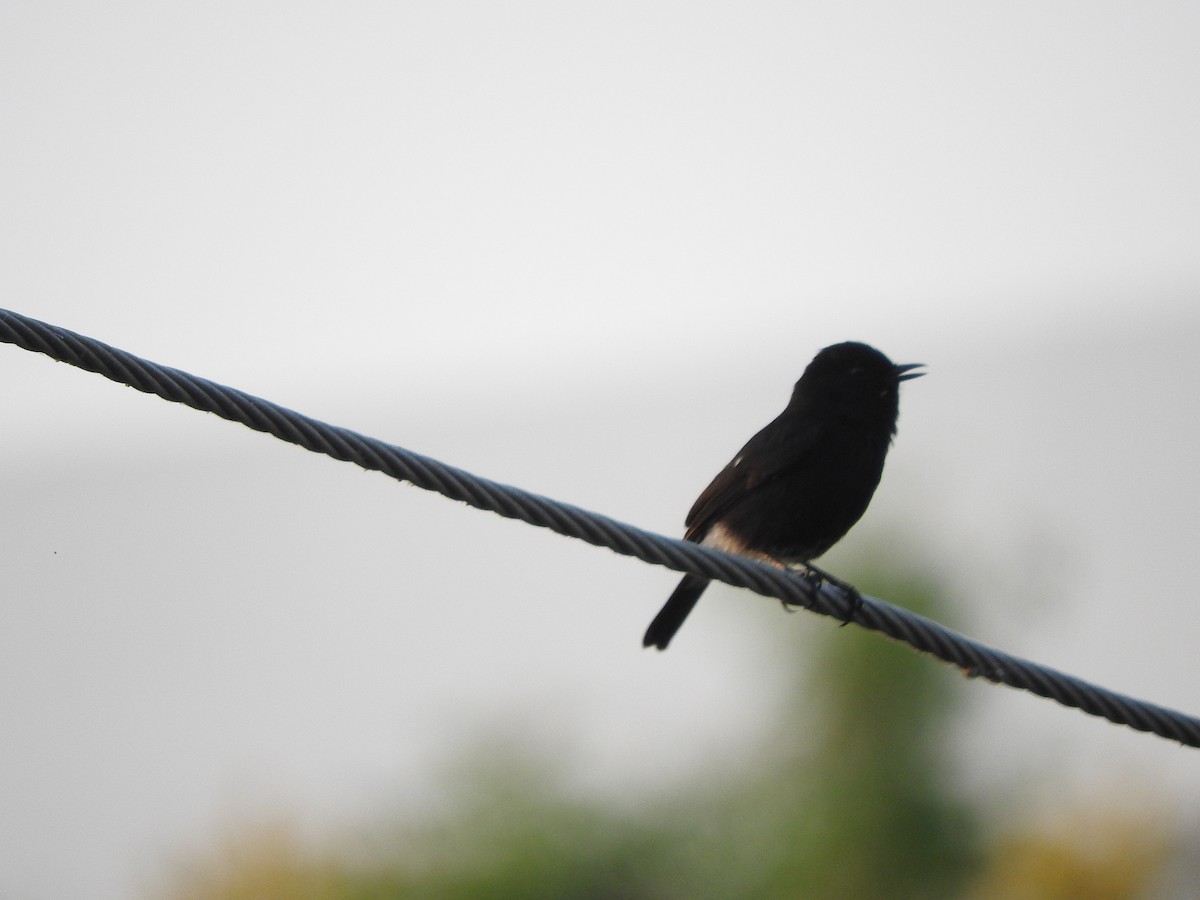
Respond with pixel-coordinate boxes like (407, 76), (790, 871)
(2, 2), (1199, 897)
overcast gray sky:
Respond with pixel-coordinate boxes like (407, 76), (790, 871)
(3, 3), (1199, 897)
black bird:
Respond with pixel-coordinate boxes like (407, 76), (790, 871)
(643, 341), (923, 650)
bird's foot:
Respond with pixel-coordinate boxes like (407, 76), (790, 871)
(797, 564), (862, 626)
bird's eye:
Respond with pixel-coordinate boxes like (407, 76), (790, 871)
(850, 366), (865, 378)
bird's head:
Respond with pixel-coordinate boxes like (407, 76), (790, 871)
(792, 341), (924, 430)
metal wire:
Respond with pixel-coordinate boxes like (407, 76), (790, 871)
(3, 306), (1197, 748)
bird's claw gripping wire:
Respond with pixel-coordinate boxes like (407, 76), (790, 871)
(791, 564), (863, 626)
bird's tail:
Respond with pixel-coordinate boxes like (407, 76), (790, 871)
(643, 575), (710, 650)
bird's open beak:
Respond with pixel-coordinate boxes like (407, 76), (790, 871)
(894, 363), (925, 381)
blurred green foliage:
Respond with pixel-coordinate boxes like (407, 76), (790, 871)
(159, 564), (1173, 900)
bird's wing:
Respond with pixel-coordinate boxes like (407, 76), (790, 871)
(682, 412), (825, 541)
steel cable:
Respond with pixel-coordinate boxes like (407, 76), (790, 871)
(2, 307), (1197, 748)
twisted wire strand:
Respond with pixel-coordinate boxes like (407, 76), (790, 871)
(2, 307), (1197, 748)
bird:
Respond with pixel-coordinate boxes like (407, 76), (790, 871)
(643, 341), (923, 650)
